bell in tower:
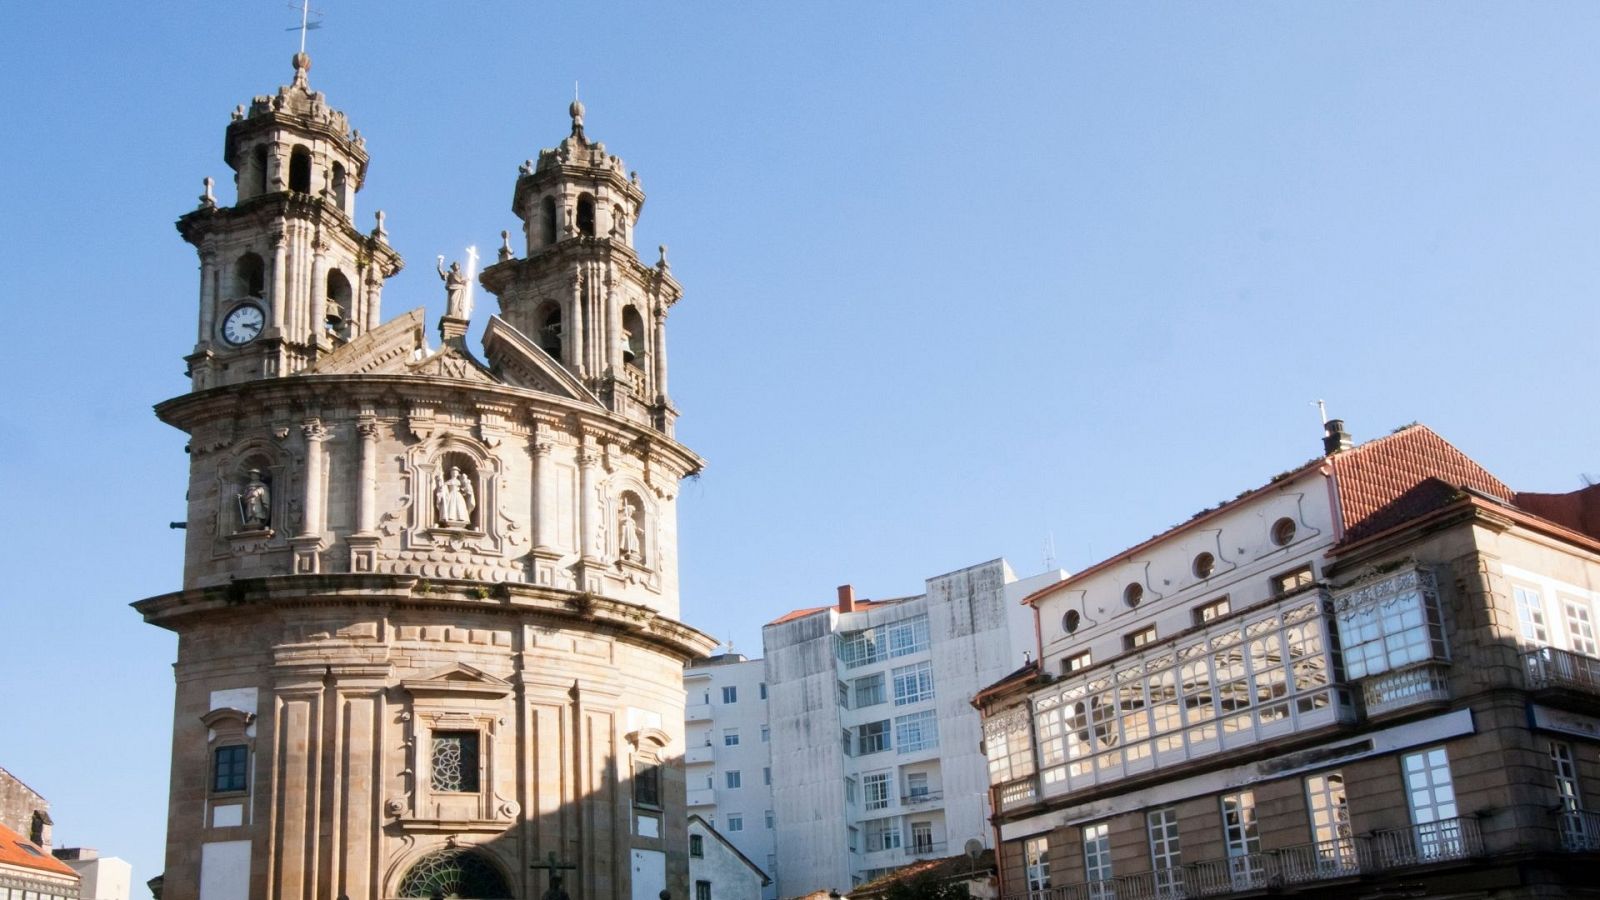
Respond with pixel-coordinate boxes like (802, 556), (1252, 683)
(480, 101), (681, 435)
(177, 53), (403, 390)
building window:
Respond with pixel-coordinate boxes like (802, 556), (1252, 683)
(855, 673), (887, 707)
(911, 821), (934, 854)
(892, 661), (935, 706)
(1193, 552), (1216, 579)
(983, 707), (1036, 783)
(722, 685), (738, 704)
(1271, 564), (1315, 595)
(1221, 790), (1263, 886)
(1064, 609), (1082, 633)
(864, 772), (891, 810)
(1564, 599), (1598, 656)
(727, 814), (744, 832)
(859, 720), (891, 755)
(1124, 626), (1157, 651)
(212, 745), (248, 793)
(888, 615), (931, 658)
(430, 731), (480, 793)
(759, 682), (768, 699)
(907, 772), (930, 799)
(1024, 836), (1051, 894)
(1401, 746), (1461, 857)
(724, 728), (740, 747)
(844, 775), (857, 804)
(634, 760), (661, 809)
(1271, 517), (1297, 546)
(895, 710), (939, 753)
(764, 766), (772, 786)
(1194, 597), (1231, 625)
(725, 770), (742, 789)
(761, 725), (770, 743)
(1063, 651), (1092, 675)
(1124, 583), (1144, 608)
(865, 817), (901, 851)
(842, 727), (855, 756)
(1551, 741), (1589, 849)
(1305, 771), (1355, 868)
(689, 834), (704, 858)
(837, 628), (886, 668)
(1336, 568), (1447, 680)
(838, 680), (851, 708)
(695, 880), (712, 900)
(766, 809), (775, 829)
(1147, 807), (1182, 893)
(848, 826), (860, 853)
(1514, 586), (1548, 644)
(1083, 821), (1112, 887)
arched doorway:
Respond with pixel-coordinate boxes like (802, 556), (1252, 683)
(396, 849), (512, 899)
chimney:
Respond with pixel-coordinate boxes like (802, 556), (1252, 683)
(1323, 418), (1353, 455)
(837, 584), (856, 614)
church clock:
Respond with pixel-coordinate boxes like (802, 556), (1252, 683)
(220, 303), (264, 345)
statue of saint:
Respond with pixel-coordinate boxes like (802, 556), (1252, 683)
(437, 256), (468, 318)
(238, 469), (271, 530)
(434, 466), (476, 529)
(618, 498), (642, 561)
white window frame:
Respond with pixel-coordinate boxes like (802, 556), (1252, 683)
(1023, 836), (1050, 895)
(892, 660), (936, 706)
(894, 709), (939, 753)
(1221, 790), (1263, 888)
(863, 772), (891, 811)
(1146, 807), (1182, 894)
(1564, 597), (1598, 656)
(1514, 585), (1549, 644)
(1082, 821), (1112, 895)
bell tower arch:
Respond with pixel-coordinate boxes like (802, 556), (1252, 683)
(480, 101), (681, 435)
(176, 53), (403, 390)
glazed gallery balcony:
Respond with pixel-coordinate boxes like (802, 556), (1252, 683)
(1002, 817), (1483, 900)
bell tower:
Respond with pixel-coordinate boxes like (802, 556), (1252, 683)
(177, 53), (403, 390)
(480, 100), (681, 435)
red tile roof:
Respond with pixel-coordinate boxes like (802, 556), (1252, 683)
(0, 823), (79, 879)
(1330, 425), (1513, 543)
(1515, 483), (1600, 541)
(765, 597), (900, 627)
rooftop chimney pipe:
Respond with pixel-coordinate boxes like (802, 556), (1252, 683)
(1323, 418), (1353, 455)
(837, 584), (856, 614)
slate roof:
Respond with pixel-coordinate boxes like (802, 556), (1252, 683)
(0, 822), (78, 879)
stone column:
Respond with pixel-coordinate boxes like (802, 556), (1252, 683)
(347, 419), (381, 573)
(568, 272), (585, 378)
(198, 243), (218, 343)
(292, 419), (329, 574)
(309, 236), (328, 350)
(652, 307), (669, 401)
(270, 227), (288, 334)
(532, 439), (554, 551)
(365, 269), (383, 333)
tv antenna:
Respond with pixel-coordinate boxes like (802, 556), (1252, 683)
(1042, 530), (1057, 573)
(1311, 399), (1328, 425)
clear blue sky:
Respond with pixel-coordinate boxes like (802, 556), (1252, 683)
(1, 0), (1596, 886)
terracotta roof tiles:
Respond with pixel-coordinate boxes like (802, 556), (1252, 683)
(1331, 425), (1513, 543)
(0, 823), (79, 879)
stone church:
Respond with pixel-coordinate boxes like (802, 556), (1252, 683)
(135, 53), (716, 900)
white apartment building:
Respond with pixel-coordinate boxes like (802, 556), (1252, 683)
(684, 653), (779, 899)
(761, 558), (1064, 895)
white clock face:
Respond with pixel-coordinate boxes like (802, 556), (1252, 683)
(222, 304), (265, 346)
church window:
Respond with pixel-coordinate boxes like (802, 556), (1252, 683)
(536, 302), (563, 360)
(621, 305), (646, 367)
(288, 145), (312, 194)
(250, 144), (269, 196)
(212, 744), (248, 793)
(430, 730), (481, 793)
(235, 253), (265, 298)
(397, 849), (510, 899)
(576, 193), (596, 236)
(325, 270), (352, 332)
(540, 196), (558, 245)
(634, 759), (661, 809)
(330, 161), (348, 210)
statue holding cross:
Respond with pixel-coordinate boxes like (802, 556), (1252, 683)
(530, 851), (576, 900)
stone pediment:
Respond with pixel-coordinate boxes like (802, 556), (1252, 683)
(406, 342), (497, 383)
(401, 663), (513, 698)
(307, 308), (427, 376)
(481, 316), (604, 406)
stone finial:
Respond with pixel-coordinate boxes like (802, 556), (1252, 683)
(291, 52), (311, 89)
(373, 210), (387, 239)
(519, 159), (534, 176)
(656, 244), (669, 271)
(232, 104), (246, 122)
(569, 98), (586, 138)
(199, 177), (216, 210)
(499, 230), (514, 262)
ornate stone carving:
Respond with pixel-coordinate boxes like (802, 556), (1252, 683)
(237, 469), (272, 530)
(434, 467), (476, 528)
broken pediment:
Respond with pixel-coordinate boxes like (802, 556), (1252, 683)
(306, 308), (427, 376)
(406, 342), (497, 383)
(401, 663), (513, 699)
(481, 316), (604, 406)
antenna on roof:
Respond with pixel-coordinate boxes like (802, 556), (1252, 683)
(1042, 530), (1057, 573)
(1312, 399), (1328, 425)
(286, 1), (323, 54)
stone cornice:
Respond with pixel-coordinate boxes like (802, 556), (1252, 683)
(176, 194), (403, 275)
(132, 574), (720, 661)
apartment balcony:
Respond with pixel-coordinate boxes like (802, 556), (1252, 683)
(1557, 809), (1600, 852)
(685, 702), (713, 722)
(686, 788), (715, 807)
(685, 744), (714, 766)
(1361, 661), (1451, 717)
(909, 840), (948, 859)
(999, 819), (1483, 900)
(903, 790), (944, 807)
(1524, 646), (1600, 696)
(996, 775), (1039, 813)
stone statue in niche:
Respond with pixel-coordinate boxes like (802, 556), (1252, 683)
(618, 498), (642, 561)
(433, 466), (476, 529)
(237, 469), (271, 530)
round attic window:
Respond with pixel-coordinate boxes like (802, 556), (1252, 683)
(1063, 610), (1081, 634)
(1272, 517), (1297, 547)
(1123, 583), (1143, 608)
(1193, 552), (1216, 579)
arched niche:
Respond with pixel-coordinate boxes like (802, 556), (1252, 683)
(610, 203), (628, 242)
(621, 305), (646, 369)
(249, 144), (269, 197)
(539, 196), (558, 246)
(395, 848), (513, 899)
(432, 450), (482, 532)
(614, 487), (650, 567)
(535, 300), (564, 361)
(329, 161), (348, 211)
(576, 193), (596, 237)
(325, 269), (353, 333)
(288, 145), (312, 194)
(234, 253), (265, 299)
(397, 436), (508, 558)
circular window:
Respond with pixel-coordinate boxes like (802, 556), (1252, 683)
(1272, 517), (1297, 547)
(1193, 552), (1215, 579)
(1123, 583), (1143, 608)
(1063, 609), (1081, 634)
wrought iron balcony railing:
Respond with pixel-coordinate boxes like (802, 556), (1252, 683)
(1001, 818), (1483, 900)
(1524, 646), (1600, 694)
(1558, 809), (1600, 852)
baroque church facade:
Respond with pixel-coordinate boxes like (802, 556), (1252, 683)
(135, 54), (716, 900)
